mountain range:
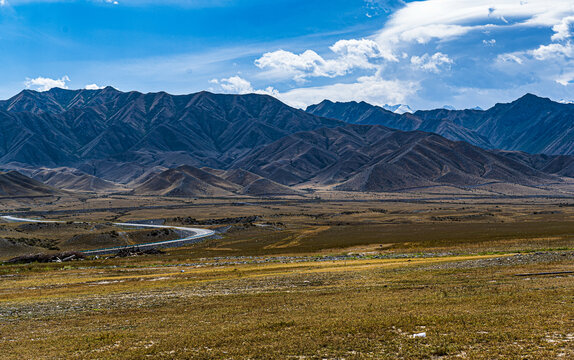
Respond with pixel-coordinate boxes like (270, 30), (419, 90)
(0, 87), (341, 171)
(232, 124), (562, 191)
(307, 94), (574, 155)
(1, 87), (573, 196)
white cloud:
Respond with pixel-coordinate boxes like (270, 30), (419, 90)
(410, 52), (453, 73)
(211, 76), (254, 94)
(556, 72), (574, 86)
(254, 38), (394, 82)
(497, 53), (524, 64)
(483, 39), (496, 46)
(255, 50), (328, 82)
(85, 83), (104, 90)
(551, 16), (574, 41)
(330, 38), (397, 63)
(0, 0), (6, 6)
(24, 75), (70, 92)
(398, 24), (474, 44)
(529, 42), (574, 60)
(209, 73), (417, 109)
(275, 72), (419, 109)
(210, 76), (279, 97)
(376, 0), (574, 47)
(497, 39), (574, 64)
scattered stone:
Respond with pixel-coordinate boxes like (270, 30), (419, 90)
(4, 251), (85, 264)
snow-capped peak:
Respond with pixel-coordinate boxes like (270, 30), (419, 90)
(383, 104), (414, 114)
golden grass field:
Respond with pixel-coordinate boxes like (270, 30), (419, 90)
(0, 191), (573, 359)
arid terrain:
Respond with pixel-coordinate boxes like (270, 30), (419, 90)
(0, 189), (572, 359)
(4, 1), (574, 358)
(1, 87), (573, 359)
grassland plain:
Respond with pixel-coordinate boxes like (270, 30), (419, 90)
(0, 193), (573, 359)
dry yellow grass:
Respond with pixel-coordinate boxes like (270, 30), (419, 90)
(0, 252), (572, 359)
(1, 193), (573, 359)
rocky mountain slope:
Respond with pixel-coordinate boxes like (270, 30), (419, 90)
(233, 124), (562, 191)
(133, 165), (301, 196)
(0, 171), (59, 197)
(0, 87), (342, 173)
(23, 167), (125, 193)
(307, 94), (574, 155)
(1, 88), (573, 194)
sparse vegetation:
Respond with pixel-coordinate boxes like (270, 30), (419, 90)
(0, 193), (572, 359)
(4, 236), (59, 250)
(4, 251), (84, 264)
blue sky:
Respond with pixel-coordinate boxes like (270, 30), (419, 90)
(1, 0), (574, 110)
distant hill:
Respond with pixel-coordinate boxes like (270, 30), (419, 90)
(222, 169), (301, 196)
(133, 165), (301, 196)
(233, 124), (562, 191)
(306, 94), (574, 155)
(306, 100), (493, 149)
(133, 165), (241, 197)
(0, 171), (58, 197)
(24, 167), (125, 193)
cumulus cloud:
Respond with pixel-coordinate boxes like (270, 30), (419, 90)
(209, 73), (416, 109)
(85, 83), (104, 90)
(24, 75), (70, 92)
(410, 52), (453, 73)
(529, 42), (574, 60)
(276, 72), (419, 109)
(255, 50), (328, 82)
(210, 76), (278, 97)
(330, 38), (397, 62)
(551, 16), (574, 41)
(210, 76), (254, 94)
(254, 38), (394, 82)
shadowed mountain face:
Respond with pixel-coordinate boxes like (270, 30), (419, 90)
(0, 171), (58, 196)
(133, 165), (301, 196)
(0, 87), (342, 171)
(233, 124), (560, 191)
(22, 167), (125, 193)
(1, 88), (573, 194)
(306, 94), (574, 156)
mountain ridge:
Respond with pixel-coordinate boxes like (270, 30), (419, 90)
(0, 87), (343, 174)
(232, 124), (561, 191)
(307, 93), (574, 156)
(1, 88), (573, 194)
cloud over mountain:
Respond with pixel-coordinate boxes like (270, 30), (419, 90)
(25, 76), (70, 92)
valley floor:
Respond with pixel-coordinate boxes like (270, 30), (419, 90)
(0, 192), (573, 359)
